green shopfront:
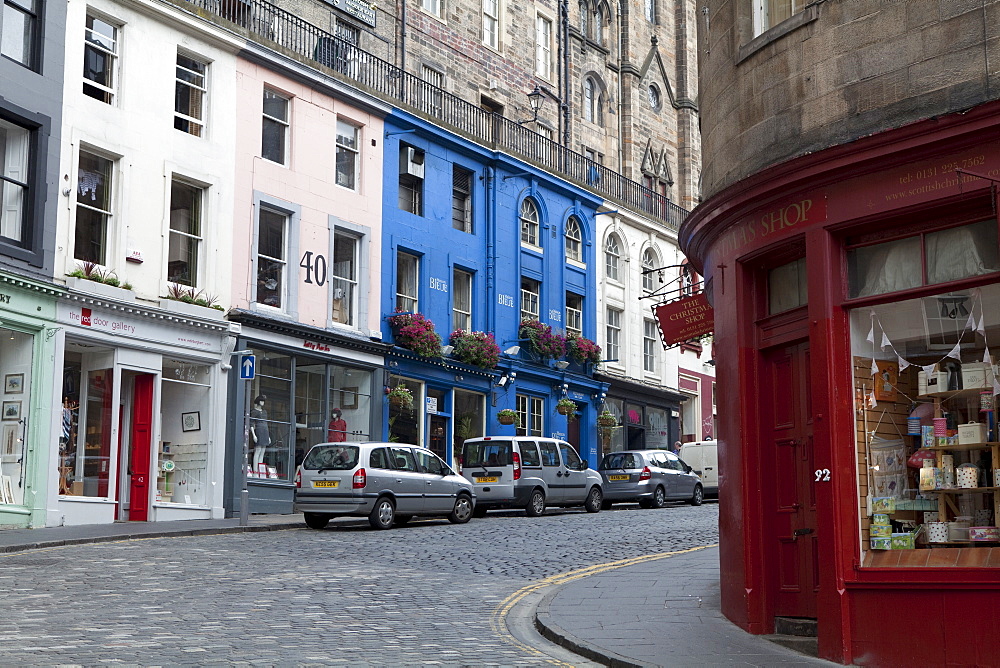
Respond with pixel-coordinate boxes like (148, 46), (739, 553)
(0, 272), (60, 529)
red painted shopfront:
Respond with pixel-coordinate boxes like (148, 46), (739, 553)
(681, 102), (1000, 666)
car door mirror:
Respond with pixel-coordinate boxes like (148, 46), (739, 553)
(685, 464), (693, 473)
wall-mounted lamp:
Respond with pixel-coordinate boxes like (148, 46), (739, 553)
(516, 85), (545, 125)
(441, 344), (455, 356)
(455, 374), (464, 382)
(554, 360), (570, 370)
(504, 345), (521, 356)
(560, 383), (569, 396)
(388, 361), (399, 368)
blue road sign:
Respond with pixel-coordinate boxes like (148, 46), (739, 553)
(240, 354), (256, 380)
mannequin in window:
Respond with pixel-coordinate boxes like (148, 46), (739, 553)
(250, 395), (270, 471)
(327, 408), (347, 443)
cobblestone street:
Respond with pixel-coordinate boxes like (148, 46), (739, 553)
(0, 503), (718, 666)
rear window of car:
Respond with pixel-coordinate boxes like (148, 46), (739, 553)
(601, 453), (639, 470)
(519, 441), (541, 467)
(462, 441), (512, 467)
(302, 445), (360, 470)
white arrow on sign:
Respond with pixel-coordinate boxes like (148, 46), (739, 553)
(243, 358), (254, 375)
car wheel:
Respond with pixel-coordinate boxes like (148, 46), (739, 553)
(472, 505), (488, 518)
(525, 489), (546, 516)
(303, 513), (329, 530)
(448, 495), (474, 524)
(601, 499), (613, 510)
(369, 496), (395, 529)
(689, 485), (704, 506)
(394, 515), (412, 526)
(651, 486), (666, 509)
(584, 486), (603, 513)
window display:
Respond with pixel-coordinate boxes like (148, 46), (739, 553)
(388, 377), (421, 445)
(159, 359), (211, 505)
(0, 328), (31, 506)
(852, 283), (1000, 560)
(60, 351), (113, 498)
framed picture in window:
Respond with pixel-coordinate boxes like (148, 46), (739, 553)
(2, 424), (17, 457)
(340, 387), (358, 410)
(181, 411), (201, 432)
(874, 360), (899, 402)
(4, 373), (24, 394)
(2, 401), (21, 421)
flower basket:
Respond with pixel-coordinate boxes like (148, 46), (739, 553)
(387, 385), (414, 410)
(450, 330), (501, 369)
(566, 335), (602, 365)
(519, 319), (566, 360)
(496, 409), (519, 427)
(597, 411), (618, 428)
(556, 398), (577, 419)
(388, 312), (443, 358)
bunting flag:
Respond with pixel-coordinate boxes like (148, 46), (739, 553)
(897, 356), (910, 371)
(866, 319), (875, 344)
(984, 349), (993, 366)
(880, 332), (892, 351)
(966, 312), (977, 331)
(922, 364), (937, 378)
(868, 391), (878, 408)
(871, 358), (880, 377)
(947, 343), (963, 360)
(978, 315), (987, 336)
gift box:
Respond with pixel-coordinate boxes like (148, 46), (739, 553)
(921, 425), (935, 450)
(958, 423), (987, 445)
(918, 369), (949, 395)
(969, 526), (1000, 541)
(872, 513), (890, 525)
(961, 363), (994, 390)
(870, 524), (892, 537)
(919, 467), (941, 491)
(891, 532), (916, 550)
(870, 537), (892, 550)
(871, 497), (896, 513)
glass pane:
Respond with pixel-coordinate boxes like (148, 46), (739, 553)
(167, 232), (198, 286)
(73, 205), (107, 264)
(768, 257), (807, 315)
(926, 220), (999, 286)
(169, 181), (200, 235)
(336, 144), (356, 189)
(294, 364), (326, 467)
(77, 368), (112, 497)
(256, 257), (283, 307)
(258, 208), (285, 258)
(453, 390), (484, 456)
(2, 4), (33, 66)
(328, 365), (371, 441)
(1, 329), (31, 504)
(263, 90), (287, 121)
(848, 237), (922, 298)
(250, 363), (292, 480)
(77, 151), (112, 211)
(388, 378), (421, 445)
(261, 117), (285, 164)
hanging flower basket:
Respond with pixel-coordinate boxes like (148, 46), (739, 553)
(597, 410), (618, 428)
(566, 335), (602, 365)
(519, 319), (567, 360)
(496, 409), (519, 426)
(388, 312), (443, 358)
(449, 329), (501, 369)
(556, 398), (577, 417)
(387, 385), (414, 410)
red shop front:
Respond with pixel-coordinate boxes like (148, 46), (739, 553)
(680, 101), (1000, 666)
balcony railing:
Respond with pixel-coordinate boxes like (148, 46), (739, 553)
(184, 0), (688, 230)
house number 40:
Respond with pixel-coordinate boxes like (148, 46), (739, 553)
(814, 468), (831, 482)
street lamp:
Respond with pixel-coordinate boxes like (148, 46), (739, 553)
(517, 85), (545, 125)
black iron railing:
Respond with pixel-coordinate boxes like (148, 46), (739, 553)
(185, 0), (688, 229)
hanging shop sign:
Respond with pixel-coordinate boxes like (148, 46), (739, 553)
(327, 0), (376, 27)
(654, 293), (714, 345)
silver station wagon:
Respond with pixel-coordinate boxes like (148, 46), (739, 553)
(294, 442), (476, 530)
(598, 449), (704, 508)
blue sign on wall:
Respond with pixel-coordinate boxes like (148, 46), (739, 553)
(240, 354), (256, 380)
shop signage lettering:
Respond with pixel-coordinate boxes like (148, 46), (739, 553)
(70, 307), (136, 334)
(300, 251), (328, 286)
(497, 293), (515, 308)
(0, 293), (10, 304)
(329, 0), (376, 27)
(303, 340), (331, 352)
(654, 293), (714, 345)
(717, 197), (827, 258)
(429, 277), (448, 292)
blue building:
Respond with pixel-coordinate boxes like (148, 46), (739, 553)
(381, 111), (610, 468)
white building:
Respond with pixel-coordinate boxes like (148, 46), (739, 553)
(48, 0), (243, 525)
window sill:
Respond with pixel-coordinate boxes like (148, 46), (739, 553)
(738, 4), (821, 64)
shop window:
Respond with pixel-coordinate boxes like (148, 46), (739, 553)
(175, 52), (207, 137)
(566, 292), (582, 337)
(332, 231), (358, 326)
(768, 256), (807, 314)
(646, 406), (671, 450)
(427, 386), (448, 459)
(1, 328), (32, 505)
(83, 12), (118, 104)
(398, 144), (424, 215)
(396, 250), (419, 313)
(848, 220), (1000, 299)
(452, 267), (472, 331)
(256, 206), (287, 309)
(453, 389), (485, 456)
(60, 353), (113, 498)
(335, 119), (359, 190)
(2, 0), (37, 69)
(74, 148), (114, 265)
(520, 197), (540, 247)
(605, 306), (621, 361)
(247, 349), (292, 480)
(452, 166), (473, 233)
(158, 360), (211, 505)
(167, 178), (203, 287)
(565, 216), (583, 263)
(516, 394), (543, 437)
(600, 398), (625, 453)
(604, 233), (621, 281)
(326, 366), (372, 446)
(850, 282), (1000, 564)
(520, 276), (540, 322)
(0, 117), (31, 247)
(261, 88), (289, 165)
(388, 377), (421, 445)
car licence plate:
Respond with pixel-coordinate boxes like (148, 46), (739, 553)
(608, 474), (630, 481)
(475, 476), (498, 483)
(313, 480), (339, 488)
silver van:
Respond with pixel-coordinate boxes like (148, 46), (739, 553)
(459, 436), (603, 516)
(294, 442), (476, 529)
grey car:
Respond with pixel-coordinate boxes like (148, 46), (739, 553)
(294, 442), (476, 529)
(598, 449), (703, 509)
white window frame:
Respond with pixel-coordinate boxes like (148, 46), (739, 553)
(332, 230), (359, 326)
(605, 234), (620, 281)
(422, 0), (442, 17)
(255, 206), (288, 310)
(643, 319), (658, 374)
(642, 248), (658, 293)
(453, 267), (473, 332)
(753, 0), (806, 37)
(83, 12), (118, 105)
(335, 118), (360, 190)
(644, 0), (655, 23)
(261, 88), (289, 165)
(167, 177), (203, 288)
(175, 52), (208, 137)
(565, 216), (583, 263)
(483, 0), (499, 49)
(74, 147), (115, 265)
(420, 65), (444, 117)
(521, 277), (540, 322)
(520, 197), (540, 248)
(606, 307), (621, 362)
(566, 293), (582, 337)
(516, 394), (543, 437)
(396, 250), (419, 313)
(535, 15), (552, 79)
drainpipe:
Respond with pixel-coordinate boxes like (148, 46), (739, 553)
(399, 0), (407, 72)
(616, 0), (625, 173)
(560, 0), (571, 146)
(485, 165), (497, 334)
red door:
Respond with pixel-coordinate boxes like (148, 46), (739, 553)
(128, 375), (154, 521)
(762, 341), (817, 618)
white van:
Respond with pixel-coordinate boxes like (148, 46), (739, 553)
(678, 440), (718, 497)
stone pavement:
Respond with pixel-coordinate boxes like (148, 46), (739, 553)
(0, 515), (834, 667)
